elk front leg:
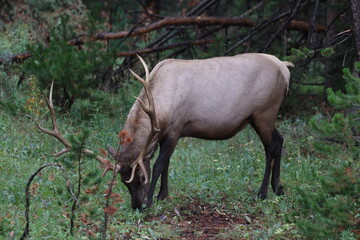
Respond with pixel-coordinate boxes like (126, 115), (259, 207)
(157, 156), (170, 201)
(147, 136), (178, 207)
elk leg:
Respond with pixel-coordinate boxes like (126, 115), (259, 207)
(270, 129), (284, 196)
(147, 136), (178, 207)
(157, 156), (170, 201)
(250, 117), (276, 200)
(258, 142), (275, 199)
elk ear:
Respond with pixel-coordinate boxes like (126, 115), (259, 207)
(107, 146), (118, 158)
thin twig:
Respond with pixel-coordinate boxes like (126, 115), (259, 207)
(292, 79), (324, 86)
(261, 0), (304, 52)
(70, 135), (87, 236)
(307, 0), (320, 46)
(20, 163), (69, 240)
(101, 164), (120, 240)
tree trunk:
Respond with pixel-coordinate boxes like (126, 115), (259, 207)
(324, 0), (339, 90)
(350, 0), (360, 61)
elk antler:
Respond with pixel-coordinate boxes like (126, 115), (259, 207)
(128, 55), (160, 184)
(36, 81), (120, 177)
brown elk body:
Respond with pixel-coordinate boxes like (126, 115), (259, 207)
(117, 53), (292, 209)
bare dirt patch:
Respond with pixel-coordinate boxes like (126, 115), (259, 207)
(147, 200), (251, 239)
(178, 203), (248, 239)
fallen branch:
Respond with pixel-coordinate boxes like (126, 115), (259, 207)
(68, 16), (325, 45)
(287, 19), (325, 33)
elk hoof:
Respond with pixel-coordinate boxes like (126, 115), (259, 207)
(257, 190), (268, 200)
(275, 185), (284, 196)
(157, 192), (169, 201)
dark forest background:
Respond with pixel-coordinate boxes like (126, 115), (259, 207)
(1, 0), (359, 112)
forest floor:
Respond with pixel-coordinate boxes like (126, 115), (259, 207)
(0, 109), (355, 239)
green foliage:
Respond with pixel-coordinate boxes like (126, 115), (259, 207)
(286, 47), (315, 62)
(310, 63), (360, 156)
(25, 0), (74, 12)
(321, 47), (335, 57)
(70, 89), (124, 120)
(290, 63), (360, 239)
(290, 165), (359, 239)
(0, 18), (31, 114)
(0, 66), (22, 113)
(22, 16), (115, 111)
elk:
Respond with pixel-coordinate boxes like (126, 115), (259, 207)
(37, 53), (293, 210)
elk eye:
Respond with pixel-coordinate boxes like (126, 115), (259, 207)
(141, 176), (146, 183)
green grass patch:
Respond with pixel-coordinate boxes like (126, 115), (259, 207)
(0, 110), (357, 239)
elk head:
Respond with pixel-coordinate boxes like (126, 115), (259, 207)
(115, 55), (160, 209)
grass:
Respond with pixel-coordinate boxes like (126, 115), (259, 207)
(0, 108), (356, 239)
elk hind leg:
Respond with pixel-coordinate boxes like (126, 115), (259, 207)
(251, 115), (282, 199)
(270, 128), (284, 196)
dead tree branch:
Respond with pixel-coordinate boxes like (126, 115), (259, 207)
(87, 16), (254, 41)
(261, 0), (303, 52)
(82, 17), (324, 42)
(224, 0), (315, 54)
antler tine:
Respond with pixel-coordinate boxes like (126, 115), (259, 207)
(36, 81), (71, 156)
(36, 82), (120, 177)
(81, 149), (120, 177)
(137, 54), (149, 81)
(127, 55), (160, 184)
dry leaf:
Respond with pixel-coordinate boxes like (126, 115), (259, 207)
(85, 185), (98, 195)
(79, 213), (91, 224)
(48, 170), (55, 181)
(107, 193), (124, 203)
(103, 187), (111, 196)
(62, 209), (70, 219)
(30, 183), (39, 196)
(104, 206), (118, 215)
(87, 230), (97, 237)
(99, 148), (109, 157)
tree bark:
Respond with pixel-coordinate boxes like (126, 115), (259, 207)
(324, 0), (339, 90)
(350, 0), (360, 61)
